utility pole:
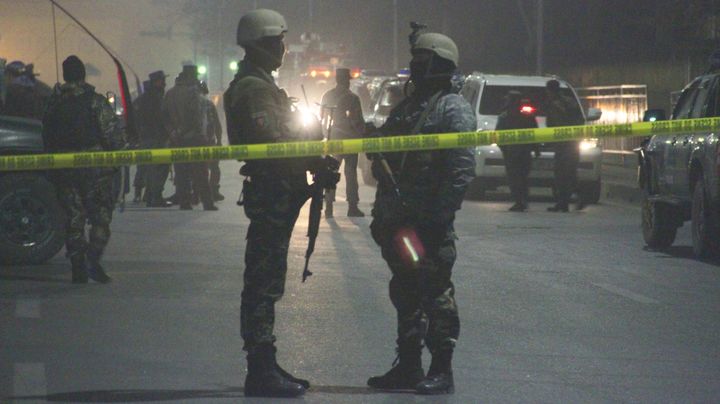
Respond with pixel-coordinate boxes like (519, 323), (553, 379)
(308, 0), (314, 32)
(393, 0), (398, 72)
(536, 0), (543, 75)
(217, 0), (224, 91)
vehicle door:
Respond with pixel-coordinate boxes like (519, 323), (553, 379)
(659, 79), (700, 196)
(697, 76), (720, 202)
(372, 80), (403, 127)
(674, 76), (717, 196)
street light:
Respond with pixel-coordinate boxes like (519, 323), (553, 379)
(198, 65), (208, 75)
(229, 61), (238, 71)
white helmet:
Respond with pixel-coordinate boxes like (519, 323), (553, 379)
(236, 9), (288, 46)
(413, 33), (459, 67)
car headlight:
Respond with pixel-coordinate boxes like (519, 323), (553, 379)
(580, 139), (598, 151)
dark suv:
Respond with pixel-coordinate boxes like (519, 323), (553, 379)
(0, 115), (66, 265)
(637, 73), (720, 257)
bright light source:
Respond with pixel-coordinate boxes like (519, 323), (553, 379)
(310, 70), (317, 78)
(296, 105), (317, 128)
(580, 139), (598, 150)
(648, 117), (657, 122)
(229, 61), (238, 71)
(520, 104), (536, 115)
(198, 65), (207, 75)
(323, 70), (331, 78)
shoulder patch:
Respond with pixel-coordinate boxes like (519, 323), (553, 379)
(251, 111), (268, 128)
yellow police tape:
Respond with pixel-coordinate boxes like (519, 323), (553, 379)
(1, 117), (719, 172)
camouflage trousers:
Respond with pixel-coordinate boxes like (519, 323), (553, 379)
(370, 218), (460, 353)
(54, 171), (115, 259)
(240, 178), (307, 350)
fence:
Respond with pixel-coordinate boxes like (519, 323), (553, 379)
(576, 85), (648, 152)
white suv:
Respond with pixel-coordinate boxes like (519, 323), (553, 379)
(459, 73), (603, 203)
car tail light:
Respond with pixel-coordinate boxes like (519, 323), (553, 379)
(520, 104), (536, 115)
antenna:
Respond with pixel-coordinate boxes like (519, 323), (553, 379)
(51, 3), (59, 84)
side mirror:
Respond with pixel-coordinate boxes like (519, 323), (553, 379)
(586, 107), (602, 122)
(643, 109), (666, 122)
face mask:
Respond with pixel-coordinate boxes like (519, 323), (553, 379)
(258, 37), (285, 70)
(409, 59), (430, 85)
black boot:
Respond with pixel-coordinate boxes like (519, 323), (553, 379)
(367, 344), (424, 390)
(86, 248), (112, 284)
(416, 349), (454, 395)
(70, 254), (88, 284)
(347, 203), (365, 217)
(244, 345), (306, 398)
(275, 363), (310, 389)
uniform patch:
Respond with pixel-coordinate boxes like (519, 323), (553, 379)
(251, 111), (268, 129)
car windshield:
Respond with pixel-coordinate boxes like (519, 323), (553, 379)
(479, 85), (581, 116)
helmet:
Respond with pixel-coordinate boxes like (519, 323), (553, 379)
(236, 9), (288, 46)
(413, 33), (459, 67)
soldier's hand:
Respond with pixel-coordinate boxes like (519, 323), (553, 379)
(313, 156), (341, 190)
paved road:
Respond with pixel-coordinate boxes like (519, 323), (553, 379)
(2, 162), (720, 403)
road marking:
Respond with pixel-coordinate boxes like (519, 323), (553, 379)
(15, 300), (41, 318)
(592, 282), (660, 304)
(13, 363), (46, 399)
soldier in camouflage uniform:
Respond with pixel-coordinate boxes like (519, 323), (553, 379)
(224, 9), (336, 398)
(366, 33), (476, 395)
(42, 55), (125, 284)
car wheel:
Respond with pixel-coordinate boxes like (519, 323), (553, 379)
(465, 178), (486, 200)
(579, 179), (602, 205)
(641, 190), (678, 250)
(0, 173), (66, 265)
(691, 176), (718, 258)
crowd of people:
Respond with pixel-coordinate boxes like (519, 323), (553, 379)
(1, 6), (586, 398)
(133, 65), (222, 211)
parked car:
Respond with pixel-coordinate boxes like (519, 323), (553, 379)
(636, 72), (720, 257)
(0, 114), (66, 265)
(358, 76), (408, 185)
(459, 73), (603, 202)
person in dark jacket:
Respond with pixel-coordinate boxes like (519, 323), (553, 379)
(367, 32), (476, 395)
(42, 55), (125, 284)
(545, 79), (585, 212)
(199, 81), (225, 202)
(136, 70), (172, 207)
(496, 91), (539, 212)
(320, 67), (365, 217)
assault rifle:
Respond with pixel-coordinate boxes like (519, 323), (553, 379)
(301, 87), (340, 282)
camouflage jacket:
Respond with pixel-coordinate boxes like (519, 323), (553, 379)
(223, 59), (308, 186)
(372, 90), (476, 223)
(162, 80), (205, 143)
(203, 97), (222, 146)
(42, 81), (124, 152)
